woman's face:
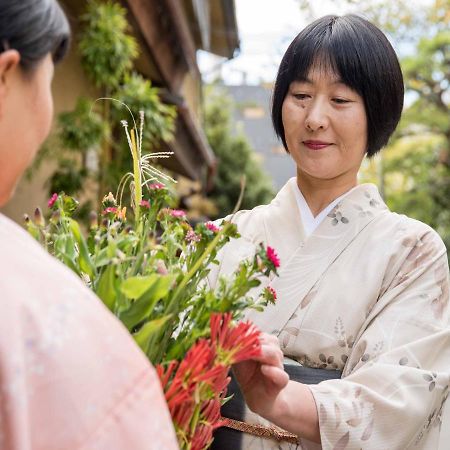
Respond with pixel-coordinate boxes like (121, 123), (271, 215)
(281, 67), (367, 187)
(0, 52), (54, 206)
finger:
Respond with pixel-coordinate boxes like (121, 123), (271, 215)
(251, 344), (284, 368)
(260, 332), (280, 346)
(260, 364), (289, 388)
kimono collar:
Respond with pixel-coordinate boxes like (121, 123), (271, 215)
(261, 178), (387, 267)
(293, 183), (356, 238)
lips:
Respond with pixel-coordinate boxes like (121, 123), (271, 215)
(303, 140), (332, 150)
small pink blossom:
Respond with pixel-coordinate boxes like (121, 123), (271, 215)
(186, 229), (201, 243)
(266, 246), (280, 268)
(205, 222), (220, 233)
(48, 193), (58, 208)
(140, 200), (151, 208)
(102, 206), (118, 215)
(169, 209), (186, 218)
(148, 182), (165, 190)
(264, 286), (277, 304)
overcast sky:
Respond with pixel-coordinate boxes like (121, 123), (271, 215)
(198, 0), (431, 85)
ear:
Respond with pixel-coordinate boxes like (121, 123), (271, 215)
(0, 49), (21, 95)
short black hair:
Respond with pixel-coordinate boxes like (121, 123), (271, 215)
(271, 14), (404, 157)
(0, 0), (70, 71)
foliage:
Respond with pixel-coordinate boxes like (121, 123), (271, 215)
(204, 85), (274, 218)
(25, 112), (280, 449)
(33, 0), (176, 205)
(79, 0), (138, 89)
(354, 0), (450, 254)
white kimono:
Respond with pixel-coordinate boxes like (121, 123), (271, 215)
(209, 178), (450, 450)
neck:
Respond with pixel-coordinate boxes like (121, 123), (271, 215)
(296, 172), (357, 217)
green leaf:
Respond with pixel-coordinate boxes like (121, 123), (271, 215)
(120, 274), (159, 299)
(96, 265), (117, 311)
(133, 315), (172, 354)
(69, 219), (95, 278)
(119, 275), (174, 329)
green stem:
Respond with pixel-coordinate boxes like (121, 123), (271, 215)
(168, 222), (231, 313)
(131, 128), (142, 222)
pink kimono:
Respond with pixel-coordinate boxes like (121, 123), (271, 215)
(0, 213), (178, 450)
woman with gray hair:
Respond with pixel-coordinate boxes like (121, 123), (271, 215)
(0, 1), (177, 448)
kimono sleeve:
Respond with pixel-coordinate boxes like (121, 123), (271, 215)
(308, 227), (450, 450)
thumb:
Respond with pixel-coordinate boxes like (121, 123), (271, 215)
(261, 364), (289, 389)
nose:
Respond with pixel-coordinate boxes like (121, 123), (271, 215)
(304, 97), (329, 132)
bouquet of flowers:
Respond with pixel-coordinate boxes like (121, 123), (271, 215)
(25, 109), (279, 449)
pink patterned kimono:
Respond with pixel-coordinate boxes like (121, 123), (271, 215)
(0, 213), (178, 450)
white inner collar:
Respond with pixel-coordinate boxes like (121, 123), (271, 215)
(294, 184), (354, 237)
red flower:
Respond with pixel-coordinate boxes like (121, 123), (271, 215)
(47, 193), (58, 208)
(210, 313), (261, 365)
(157, 313), (261, 449)
(205, 221), (220, 233)
(140, 199), (151, 208)
(266, 246), (280, 268)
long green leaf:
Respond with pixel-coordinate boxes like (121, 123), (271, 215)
(133, 315), (172, 355)
(96, 265), (117, 311)
(69, 219), (95, 278)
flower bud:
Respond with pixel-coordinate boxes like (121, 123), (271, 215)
(34, 207), (45, 227)
(50, 209), (61, 224)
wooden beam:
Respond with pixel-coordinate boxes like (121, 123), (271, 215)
(125, 0), (189, 92)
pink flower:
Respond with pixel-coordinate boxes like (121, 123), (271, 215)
(47, 193), (58, 208)
(102, 206), (118, 215)
(205, 222), (220, 233)
(266, 246), (280, 268)
(263, 286), (277, 304)
(140, 199), (151, 208)
(169, 209), (186, 218)
(186, 229), (201, 243)
(148, 182), (165, 190)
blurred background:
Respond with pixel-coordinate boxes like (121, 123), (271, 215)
(1, 0), (448, 256)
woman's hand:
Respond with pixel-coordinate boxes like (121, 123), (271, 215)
(232, 332), (289, 417)
(232, 332), (321, 443)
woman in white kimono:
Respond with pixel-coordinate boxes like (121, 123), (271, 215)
(212, 14), (450, 450)
(0, 1), (178, 448)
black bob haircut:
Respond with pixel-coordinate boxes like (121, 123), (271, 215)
(0, 0), (70, 71)
(271, 14), (404, 158)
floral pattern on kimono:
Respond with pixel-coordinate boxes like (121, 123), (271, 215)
(0, 213), (178, 450)
(209, 178), (450, 450)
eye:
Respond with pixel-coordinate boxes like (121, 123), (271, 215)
(292, 93), (310, 100)
(332, 98), (351, 104)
